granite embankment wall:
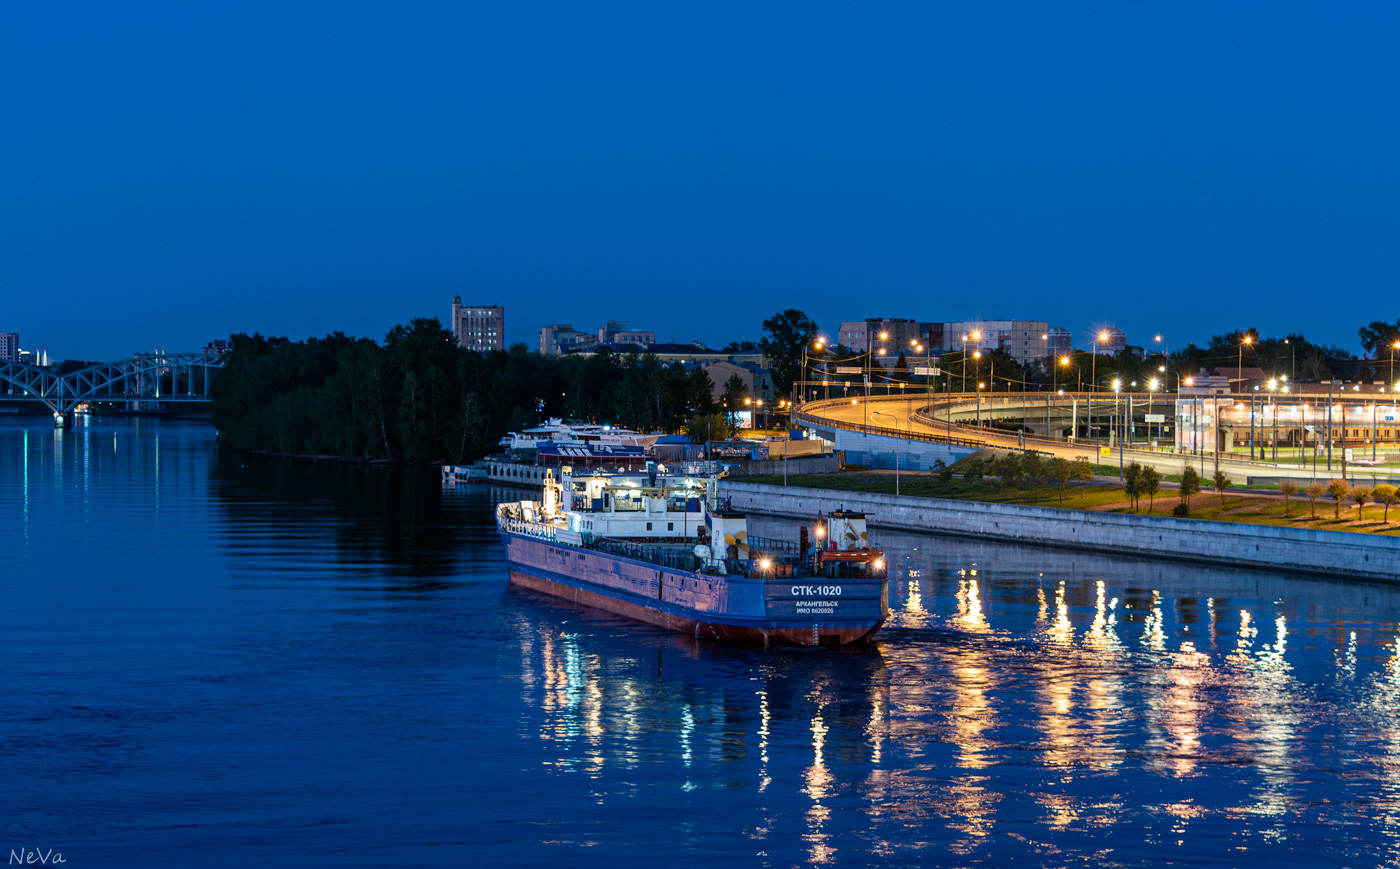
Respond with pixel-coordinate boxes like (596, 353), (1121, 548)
(720, 481), (1400, 583)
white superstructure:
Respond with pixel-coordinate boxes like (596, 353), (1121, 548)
(499, 418), (662, 452)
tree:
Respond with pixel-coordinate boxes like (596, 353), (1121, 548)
(1351, 485), (1372, 520)
(1050, 457), (1072, 503)
(759, 309), (818, 398)
(1358, 319), (1400, 358)
(1209, 470), (1232, 503)
(1300, 348), (1332, 383)
(1071, 458), (1094, 486)
(685, 411), (731, 445)
(995, 452), (1024, 488)
(1278, 479), (1298, 516)
(684, 368), (717, 415)
(722, 340), (758, 353)
(1124, 462), (1144, 511)
(1374, 483), (1398, 522)
(892, 352), (910, 388)
(1306, 481), (1325, 518)
(1142, 465), (1162, 512)
(932, 458), (953, 484)
(1022, 453), (1046, 488)
(1179, 465), (1202, 510)
(721, 373), (750, 425)
(1326, 480), (1350, 519)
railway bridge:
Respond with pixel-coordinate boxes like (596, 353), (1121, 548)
(0, 351), (225, 420)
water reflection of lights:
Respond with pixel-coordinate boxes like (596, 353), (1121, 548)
(1141, 590), (1166, 651)
(757, 690), (771, 793)
(953, 663), (997, 771)
(502, 533), (1400, 864)
(1047, 580), (1071, 646)
(1338, 630), (1358, 681)
(1084, 579), (1122, 653)
(804, 712), (835, 864)
(957, 577), (989, 633)
(905, 572), (924, 613)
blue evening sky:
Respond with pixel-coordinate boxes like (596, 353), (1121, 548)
(2, 2), (1396, 360)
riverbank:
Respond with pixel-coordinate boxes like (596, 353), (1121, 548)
(719, 480), (1400, 583)
(743, 471), (1400, 537)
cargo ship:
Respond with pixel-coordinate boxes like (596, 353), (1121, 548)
(496, 464), (889, 646)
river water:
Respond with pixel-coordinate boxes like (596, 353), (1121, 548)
(5, 417), (1400, 867)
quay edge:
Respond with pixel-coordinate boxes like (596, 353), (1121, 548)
(720, 480), (1400, 584)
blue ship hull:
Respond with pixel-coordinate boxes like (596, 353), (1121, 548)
(501, 531), (888, 646)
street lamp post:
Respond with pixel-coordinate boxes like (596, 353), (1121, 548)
(1267, 380), (1278, 461)
(1326, 387), (1333, 472)
(1090, 330), (1109, 443)
(864, 330), (888, 427)
(1237, 334), (1253, 395)
(1148, 377), (1159, 446)
(1254, 383), (1265, 456)
(973, 350), (982, 400)
(801, 338), (826, 405)
(1112, 378), (1123, 477)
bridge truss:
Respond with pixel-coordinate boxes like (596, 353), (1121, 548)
(0, 352), (226, 415)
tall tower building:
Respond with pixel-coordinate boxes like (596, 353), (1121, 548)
(0, 332), (18, 363)
(451, 297), (505, 353)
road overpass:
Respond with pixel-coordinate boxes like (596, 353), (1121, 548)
(794, 391), (1399, 484)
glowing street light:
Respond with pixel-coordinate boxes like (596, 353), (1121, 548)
(1091, 330), (1111, 442)
(1237, 334), (1253, 393)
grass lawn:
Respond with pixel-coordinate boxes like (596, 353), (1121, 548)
(1105, 493), (1400, 536)
(739, 473), (1400, 536)
(741, 473), (1132, 509)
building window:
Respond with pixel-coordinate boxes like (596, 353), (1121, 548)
(646, 522), (653, 531)
(667, 522), (674, 531)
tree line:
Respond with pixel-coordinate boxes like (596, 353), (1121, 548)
(210, 319), (720, 463)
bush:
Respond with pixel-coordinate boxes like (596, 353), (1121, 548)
(1172, 503), (1190, 517)
(932, 458), (953, 484)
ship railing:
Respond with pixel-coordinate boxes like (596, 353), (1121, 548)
(743, 534), (802, 555)
(498, 514), (558, 542)
(586, 535), (831, 580)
